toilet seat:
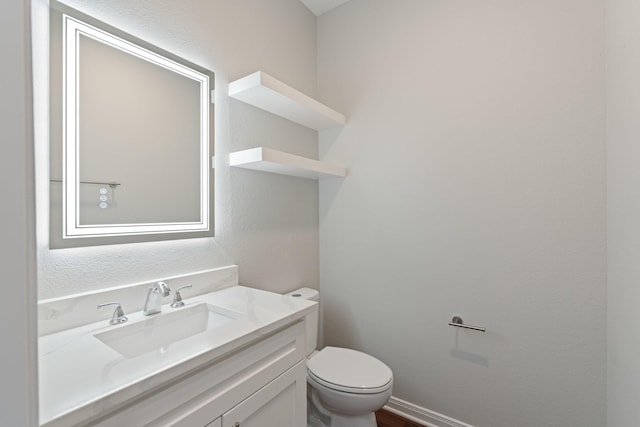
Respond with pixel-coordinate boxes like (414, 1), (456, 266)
(307, 347), (393, 394)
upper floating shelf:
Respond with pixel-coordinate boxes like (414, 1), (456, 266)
(228, 71), (346, 130)
(230, 147), (347, 180)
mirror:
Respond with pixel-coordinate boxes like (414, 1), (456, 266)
(49, 4), (214, 247)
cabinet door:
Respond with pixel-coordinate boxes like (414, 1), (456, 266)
(205, 418), (221, 427)
(222, 361), (306, 427)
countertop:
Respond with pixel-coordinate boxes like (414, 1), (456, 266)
(38, 285), (316, 426)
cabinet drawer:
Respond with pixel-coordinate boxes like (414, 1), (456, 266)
(221, 360), (306, 427)
(91, 320), (305, 426)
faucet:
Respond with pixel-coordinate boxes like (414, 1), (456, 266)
(143, 281), (171, 316)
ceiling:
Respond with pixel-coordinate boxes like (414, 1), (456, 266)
(299, 0), (351, 16)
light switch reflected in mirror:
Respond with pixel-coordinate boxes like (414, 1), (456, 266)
(49, 4), (214, 248)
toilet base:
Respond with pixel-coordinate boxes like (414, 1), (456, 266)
(307, 387), (378, 427)
(308, 411), (377, 427)
(330, 412), (377, 427)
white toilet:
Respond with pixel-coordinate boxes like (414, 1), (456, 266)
(287, 288), (393, 427)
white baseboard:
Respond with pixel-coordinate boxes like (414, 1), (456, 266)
(384, 396), (476, 427)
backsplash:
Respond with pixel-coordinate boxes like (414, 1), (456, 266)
(38, 265), (238, 336)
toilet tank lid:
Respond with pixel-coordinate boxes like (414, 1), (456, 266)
(307, 346), (393, 391)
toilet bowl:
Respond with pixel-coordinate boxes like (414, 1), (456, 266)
(286, 288), (393, 427)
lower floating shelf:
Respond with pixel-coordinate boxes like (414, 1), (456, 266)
(229, 147), (347, 180)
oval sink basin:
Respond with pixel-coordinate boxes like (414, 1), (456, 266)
(94, 303), (242, 358)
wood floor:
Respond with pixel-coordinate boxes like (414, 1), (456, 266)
(376, 409), (424, 427)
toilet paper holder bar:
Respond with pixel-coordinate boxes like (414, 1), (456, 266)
(448, 316), (486, 333)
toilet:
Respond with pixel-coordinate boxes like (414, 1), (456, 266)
(287, 288), (393, 427)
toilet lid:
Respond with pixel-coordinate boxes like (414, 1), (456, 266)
(307, 347), (393, 394)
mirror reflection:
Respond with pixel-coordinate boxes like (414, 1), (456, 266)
(50, 6), (214, 247)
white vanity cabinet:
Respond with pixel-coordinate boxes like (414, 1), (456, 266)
(39, 285), (317, 427)
(87, 320), (306, 427)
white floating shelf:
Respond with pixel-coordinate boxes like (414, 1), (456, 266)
(229, 147), (347, 180)
(228, 71), (346, 130)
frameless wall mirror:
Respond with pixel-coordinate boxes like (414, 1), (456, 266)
(49, 3), (214, 248)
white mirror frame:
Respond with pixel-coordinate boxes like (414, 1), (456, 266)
(63, 14), (210, 238)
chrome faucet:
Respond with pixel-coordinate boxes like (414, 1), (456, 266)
(143, 281), (171, 316)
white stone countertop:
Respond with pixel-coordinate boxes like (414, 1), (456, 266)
(39, 285), (316, 426)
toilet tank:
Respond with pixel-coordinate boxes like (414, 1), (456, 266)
(286, 287), (318, 355)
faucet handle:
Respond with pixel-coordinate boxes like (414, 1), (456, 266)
(155, 281), (171, 297)
(171, 285), (192, 308)
(97, 302), (128, 325)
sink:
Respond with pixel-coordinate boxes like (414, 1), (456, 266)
(94, 303), (242, 358)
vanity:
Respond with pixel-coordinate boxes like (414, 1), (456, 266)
(37, 4), (322, 426)
(39, 278), (316, 426)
